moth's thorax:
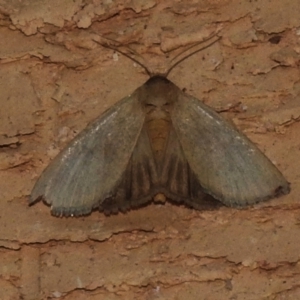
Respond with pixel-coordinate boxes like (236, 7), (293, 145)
(138, 76), (180, 164)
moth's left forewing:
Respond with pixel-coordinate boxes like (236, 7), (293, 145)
(171, 91), (290, 207)
(30, 91), (145, 216)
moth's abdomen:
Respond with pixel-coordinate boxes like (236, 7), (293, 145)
(146, 116), (171, 164)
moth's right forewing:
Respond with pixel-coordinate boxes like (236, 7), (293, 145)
(171, 92), (290, 207)
(30, 91), (145, 216)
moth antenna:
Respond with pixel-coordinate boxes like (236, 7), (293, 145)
(93, 35), (151, 76)
(169, 32), (220, 64)
(165, 33), (221, 77)
(93, 33), (221, 78)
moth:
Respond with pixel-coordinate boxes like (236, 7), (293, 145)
(30, 36), (290, 216)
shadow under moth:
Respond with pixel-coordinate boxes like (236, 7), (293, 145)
(30, 35), (290, 217)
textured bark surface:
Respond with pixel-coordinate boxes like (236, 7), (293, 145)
(0, 0), (299, 299)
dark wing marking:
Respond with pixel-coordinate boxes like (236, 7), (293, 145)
(100, 124), (220, 215)
(170, 92), (290, 207)
(99, 126), (159, 215)
(30, 92), (145, 216)
(160, 126), (222, 209)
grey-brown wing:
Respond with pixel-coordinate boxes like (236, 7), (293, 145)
(99, 125), (159, 215)
(171, 93), (290, 207)
(159, 126), (222, 209)
(30, 92), (145, 216)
